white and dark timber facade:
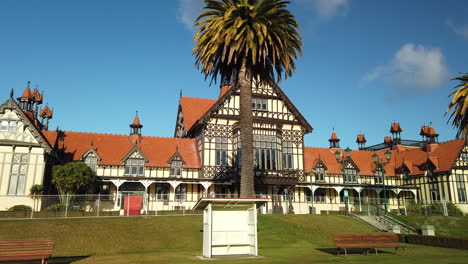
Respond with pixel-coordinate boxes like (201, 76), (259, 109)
(1, 82), (468, 214)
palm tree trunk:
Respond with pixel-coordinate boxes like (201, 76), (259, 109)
(238, 60), (255, 198)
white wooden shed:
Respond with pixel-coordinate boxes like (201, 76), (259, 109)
(193, 198), (270, 258)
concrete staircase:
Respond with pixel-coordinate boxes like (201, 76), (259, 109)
(353, 214), (418, 234)
(354, 215), (388, 231)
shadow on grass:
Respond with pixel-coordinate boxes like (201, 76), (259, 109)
(316, 248), (393, 256)
(0, 256), (89, 264)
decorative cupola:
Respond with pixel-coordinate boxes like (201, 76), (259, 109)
(384, 135), (392, 148)
(426, 123), (439, 144)
(329, 129), (340, 149)
(356, 133), (367, 150)
(130, 112), (143, 136)
(29, 87), (44, 119)
(390, 121), (402, 145)
(39, 105), (53, 130)
(17, 81), (34, 112)
(420, 124), (429, 142)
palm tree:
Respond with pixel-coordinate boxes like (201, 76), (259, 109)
(193, 0), (303, 197)
(447, 73), (468, 141)
(29, 184), (44, 215)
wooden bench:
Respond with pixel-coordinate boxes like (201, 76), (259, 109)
(333, 232), (405, 255)
(0, 238), (54, 264)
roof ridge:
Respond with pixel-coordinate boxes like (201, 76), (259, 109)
(181, 96), (217, 101)
(50, 130), (196, 140)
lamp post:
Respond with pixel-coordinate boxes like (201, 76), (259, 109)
(372, 150), (392, 215)
(335, 147), (352, 216)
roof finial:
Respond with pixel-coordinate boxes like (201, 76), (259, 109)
(90, 140), (94, 147)
(179, 89), (182, 98)
(136, 110), (138, 116)
(10, 88), (13, 98)
(27, 81), (30, 88)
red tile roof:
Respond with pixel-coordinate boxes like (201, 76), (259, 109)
(20, 87), (32, 99)
(41, 130), (201, 168)
(179, 96), (216, 132)
(219, 86), (233, 98)
(304, 139), (464, 177)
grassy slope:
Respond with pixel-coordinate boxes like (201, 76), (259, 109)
(398, 216), (468, 238)
(0, 215), (466, 264)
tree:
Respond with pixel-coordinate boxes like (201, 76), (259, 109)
(446, 73), (468, 141)
(29, 184), (43, 212)
(193, 0), (303, 197)
(52, 162), (96, 202)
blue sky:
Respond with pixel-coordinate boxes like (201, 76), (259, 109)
(0, 0), (467, 148)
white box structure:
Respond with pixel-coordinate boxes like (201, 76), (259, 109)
(193, 198), (270, 258)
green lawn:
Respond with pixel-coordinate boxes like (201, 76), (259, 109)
(398, 215), (468, 238)
(0, 215), (467, 264)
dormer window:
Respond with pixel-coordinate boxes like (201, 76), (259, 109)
(402, 167), (410, 184)
(170, 161), (182, 177)
(375, 169), (384, 184)
(344, 168), (357, 183)
(315, 167), (325, 182)
(1, 120), (16, 132)
(125, 158), (144, 176)
(85, 155), (98, 172)
(252, 98), (267, 111)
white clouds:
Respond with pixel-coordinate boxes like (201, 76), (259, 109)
(446, 19), (468, 41)
(297, 0), (349, 19)
(176, 0), (205, 31)
(361, 43), (450, 93)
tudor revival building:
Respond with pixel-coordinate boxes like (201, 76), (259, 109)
(1, 82), (467, 214)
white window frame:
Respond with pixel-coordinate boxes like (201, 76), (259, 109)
(125, 158), (144, 176)
(8, 153), (28, 195)
(170, 160), (182, 177)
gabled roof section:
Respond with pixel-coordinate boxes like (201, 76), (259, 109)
(0, 98), (52, 152)
(41, 130), (201, 168)
(304, 147), (396, 176)
(188, 81), (313, 134)
(167, 151), (186, 164)
(121, 145), (148, 163)
(82, 145), (102, 161)
(179, 96), (216, 132)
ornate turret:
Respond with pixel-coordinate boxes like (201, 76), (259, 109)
(390, 121), (402, 145)
(329, 129), (340, 149)
(39, 105), (53, 130)
(356, 133), (367, 150)
(17, 81), (34, 112)
(130, 112), (143, 136)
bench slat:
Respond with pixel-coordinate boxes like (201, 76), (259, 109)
(0, 238), (54, 262)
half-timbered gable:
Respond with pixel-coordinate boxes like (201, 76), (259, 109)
(0, 89), (54, 210)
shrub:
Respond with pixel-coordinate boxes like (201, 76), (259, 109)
(8, 205), (32, 211)
(446, 202), (464, 216)
(45, 203), (67, 211)
(407, 202), (424, 215)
